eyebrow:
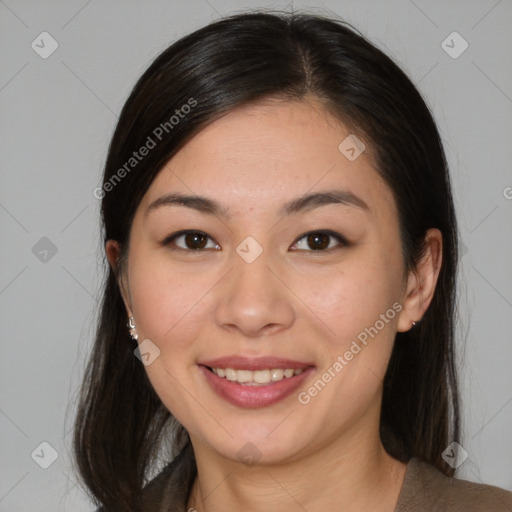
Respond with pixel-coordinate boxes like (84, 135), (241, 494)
(145, 189), (370, 219)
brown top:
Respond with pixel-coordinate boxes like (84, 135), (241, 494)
(99, 442), (512, 511)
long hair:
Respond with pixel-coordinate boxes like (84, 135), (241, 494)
(73, 11), (460, 510)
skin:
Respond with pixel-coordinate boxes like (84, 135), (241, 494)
(107, 96), (442, 512)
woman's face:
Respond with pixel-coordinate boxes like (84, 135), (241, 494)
(116, 98), (416, 464)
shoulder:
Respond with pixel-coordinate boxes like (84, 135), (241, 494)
(396, 457), (512, 512)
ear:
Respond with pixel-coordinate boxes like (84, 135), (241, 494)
(397, 228), (443, 332)
(105, 239), (133, 319)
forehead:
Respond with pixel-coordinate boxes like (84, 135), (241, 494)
(142, 98), (395, 219)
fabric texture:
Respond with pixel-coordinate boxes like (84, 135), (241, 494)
(96, 443), (512, 511)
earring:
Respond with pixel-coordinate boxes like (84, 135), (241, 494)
(127, 317), (138, 341)
(411, 321), (417, 327)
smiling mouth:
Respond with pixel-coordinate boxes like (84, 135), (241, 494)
(199, 363), (315, 408)
(205, 366), (305, 385)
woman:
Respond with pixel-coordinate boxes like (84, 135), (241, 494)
(73, 11), (512, 512)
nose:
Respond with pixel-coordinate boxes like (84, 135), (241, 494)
(214, 250), (296, 339)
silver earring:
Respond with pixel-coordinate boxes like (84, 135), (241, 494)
(411, 321), (417, 327)
(127, 317), (138, 341)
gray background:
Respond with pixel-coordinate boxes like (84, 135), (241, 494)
(1, 0), (511, 510)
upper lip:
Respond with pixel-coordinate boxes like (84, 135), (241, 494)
(199, 356), (314, 371)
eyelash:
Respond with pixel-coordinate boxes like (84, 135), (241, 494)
(161, 229), (348, 253)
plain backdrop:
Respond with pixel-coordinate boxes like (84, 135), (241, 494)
(1, 0), (511, 510)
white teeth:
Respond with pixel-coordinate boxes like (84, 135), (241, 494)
(225, 368), (237, 381)
(270, 369), (284, 381)
(236, 370), (253, 383)
(254, 369), (271, 383)
(211, 367), (304, 385)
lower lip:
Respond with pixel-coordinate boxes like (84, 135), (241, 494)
(199, 365), (315, 408)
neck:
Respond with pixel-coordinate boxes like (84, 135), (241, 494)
(187, 420), (407, 512)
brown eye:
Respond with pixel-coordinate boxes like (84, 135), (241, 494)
(164, 231), (220, 251)
(291, 230), (347, 252)
(184, 232), (208, 249)
(307, 233), (330, 250)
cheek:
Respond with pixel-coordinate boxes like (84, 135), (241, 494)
(301, 263), (401, 414)
(302, 256), (401, 345)
(126, 253), (210, 421)
(127, 252), (210, 350)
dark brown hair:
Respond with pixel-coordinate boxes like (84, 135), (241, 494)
(73, 10), (460, 510)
